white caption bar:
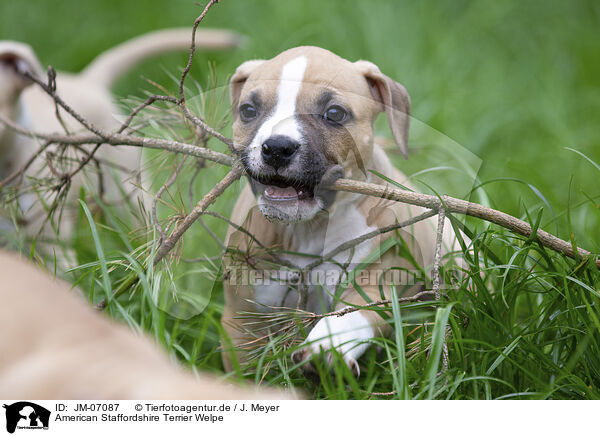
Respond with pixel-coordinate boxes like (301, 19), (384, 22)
(0, 400), (595, 435)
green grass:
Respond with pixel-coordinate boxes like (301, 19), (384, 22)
(2, 0), (600, 399)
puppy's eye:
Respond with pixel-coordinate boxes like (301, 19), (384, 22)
(323, 105), (347, 125)
(239, 103), (257, 122)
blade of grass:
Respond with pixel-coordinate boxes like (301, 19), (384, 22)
(79, 200), (112, 304)
(390, 286), (409, 399)
(423, 304), (453, 399)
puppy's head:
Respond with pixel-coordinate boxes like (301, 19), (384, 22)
(230, 46), (410, 223)
(0, 41), (43, 106)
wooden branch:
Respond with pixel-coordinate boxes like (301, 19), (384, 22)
(95, 163), (243, 310)
(152, 162), (243, 265)
(178, 0), (221, 103)
(432, 206), (445, 300)
(0, 115), (234, 167)
(0, 140), (52, 188)
(4, 110), (598, 268)
(329, 178), (600, 268)
(315, 290), (440, 319)
(432, 206), (449, 371)
(178, 103), (237, 153)
(2, 102), (598, 271)
(23, 71), (107, 139)
(152, 156), (188, 244)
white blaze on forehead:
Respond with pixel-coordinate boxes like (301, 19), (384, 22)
(247, 56), (307, 165)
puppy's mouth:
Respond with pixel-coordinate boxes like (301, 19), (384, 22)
(244, 164), (344, 222)
(249, 173), (316, 202)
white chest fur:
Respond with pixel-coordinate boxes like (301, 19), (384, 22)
(252, 205), (377, 313)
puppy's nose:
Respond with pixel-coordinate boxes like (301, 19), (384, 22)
(261, 135), (299, 170)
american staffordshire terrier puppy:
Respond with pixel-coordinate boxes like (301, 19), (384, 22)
(221, 46), (460, 376)
(0, 250), (291, 399)
(0, 28), (241, 240)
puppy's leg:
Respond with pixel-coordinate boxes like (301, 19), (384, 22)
(220, 306), (262, 372)
(292, 286), (393, 377)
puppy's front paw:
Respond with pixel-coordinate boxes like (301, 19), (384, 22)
(291, 346), (360, 378)
(314, 164), (344, 208)
(291, 311), (373, 378)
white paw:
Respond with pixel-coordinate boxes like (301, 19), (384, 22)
(291, 311), (373, 377)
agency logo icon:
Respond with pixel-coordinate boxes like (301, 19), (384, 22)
(2, 402), (50, 434)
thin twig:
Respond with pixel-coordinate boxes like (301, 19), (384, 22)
(64, 143), (103, 182)
(23, 71), (107, 138)
(120, 92), (237, 153)
(47, 66), (71, 136)
(95, 165), (242, 310)
(0, 115), (234, 166)
(198, 216), (227, 250)
(305, 209), (437, 271)
(178, 103), (236, 153)
(432, 206), (449, 370)
(315, 289), (439, 319)
(203, 210), (267, 250)
(178, 0), (220, 102)
(0, 141), (53, 188)
(171, 0), (238, 155)
(330, 179), (600, 268)
(152, 162), (243, 265)
(117, 94), (179, 133)
(369, 390), (397, 397)
(432, 206), (445, 300)
(182, 254), (223, 263)
(152, 156), (188, 244)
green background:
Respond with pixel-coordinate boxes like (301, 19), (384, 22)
(2, 0), (598, 249)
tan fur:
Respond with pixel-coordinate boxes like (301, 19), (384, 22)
(0, 28), (241, 244)
(222, 47), (460, 373)
(0, 251), (292, 399)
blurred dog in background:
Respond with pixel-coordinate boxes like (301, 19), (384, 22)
(0, 28), (241, 245)
(0, 250), (292, 399)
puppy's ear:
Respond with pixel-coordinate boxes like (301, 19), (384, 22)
(354, 60), (411, 159)
(229, 59), (265, 106)
(0, 42), (44, 91)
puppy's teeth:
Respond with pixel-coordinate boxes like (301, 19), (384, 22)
(264, 185), (298, 200)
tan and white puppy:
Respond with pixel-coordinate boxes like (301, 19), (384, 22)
(0, 250), (292, 399)
(222, 46), (460, 375)
(0, 28), (241, 240)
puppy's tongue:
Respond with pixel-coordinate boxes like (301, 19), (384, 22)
(264, 186), (298, 200)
